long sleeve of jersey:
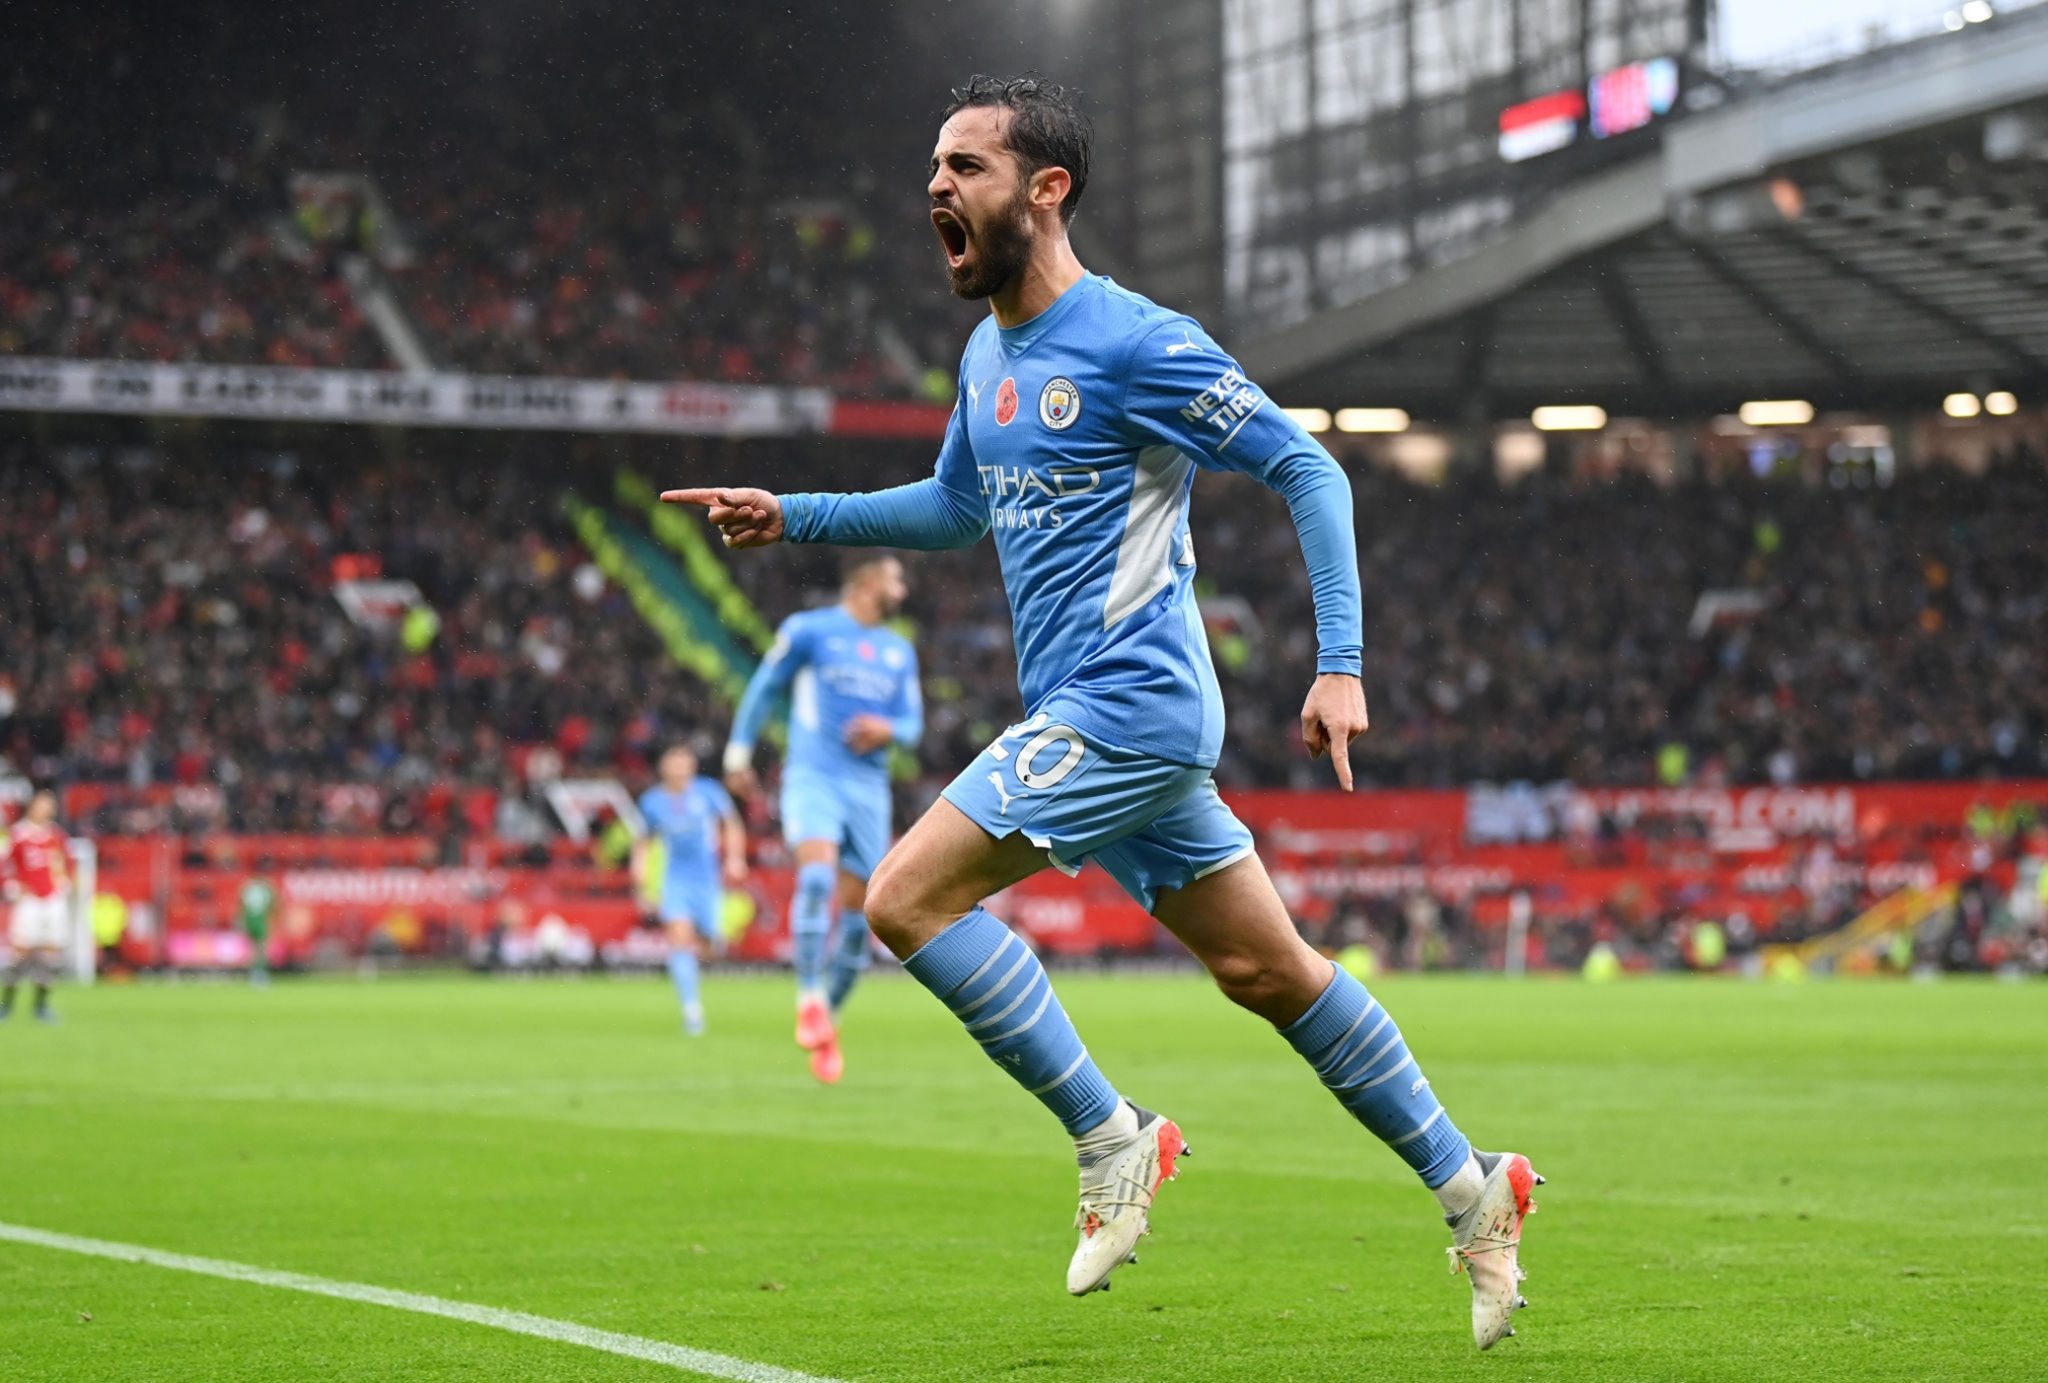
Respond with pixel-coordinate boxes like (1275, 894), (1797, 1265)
(891, 646), (925, 748)
(728, 617), (808, 753)
(1122, 318), (1364, 678)
(781, 406), (989, 550)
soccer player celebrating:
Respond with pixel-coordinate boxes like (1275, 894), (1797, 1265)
(633, 746), (747, 1036)
(3, 788), (71, 1025)
(723, 553), (921, 1085)
(666, 76), (1540, 1347)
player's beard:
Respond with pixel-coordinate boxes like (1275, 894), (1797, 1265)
(947, 180), (1034, 300)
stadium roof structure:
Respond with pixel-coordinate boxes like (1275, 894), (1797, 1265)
(1239, 12), (2048, 422)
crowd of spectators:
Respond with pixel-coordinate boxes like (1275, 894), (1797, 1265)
(391, 160), (967, 391)
(1191, 441), (2048, 790)
(6, 426), (2045, 841)
(0, 168), (383, 370)
(0, 431), (718, 836)
(0, 20), (387, 370)
(2, 19), (976, 392)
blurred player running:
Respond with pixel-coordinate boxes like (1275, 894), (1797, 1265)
(724, 553), (922, 1085)
(666, 76), (1540, 1348)
(3, 788), (71, 1025)
(633, 746), (746, 1036)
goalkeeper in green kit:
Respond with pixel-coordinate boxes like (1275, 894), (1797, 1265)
(239, 876), (275, 987)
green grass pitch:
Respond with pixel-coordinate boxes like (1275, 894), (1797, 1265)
(2, 972), (2043, 1381)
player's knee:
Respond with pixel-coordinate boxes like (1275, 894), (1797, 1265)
(861, 861), (922, 955)
(1205, 949), (1292, 1017)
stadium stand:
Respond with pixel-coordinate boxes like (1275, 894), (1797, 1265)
(7, 427), (2046, 811)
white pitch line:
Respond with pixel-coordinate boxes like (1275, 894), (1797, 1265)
(0, 1220), (844, 1383)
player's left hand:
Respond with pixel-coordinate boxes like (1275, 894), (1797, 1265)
(1301, 673), (1369, 792)
(842, 714), (895, 755)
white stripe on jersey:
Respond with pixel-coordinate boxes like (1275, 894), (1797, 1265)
(1102, 446), (1194, 629)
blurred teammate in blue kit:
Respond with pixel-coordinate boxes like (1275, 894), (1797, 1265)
(724, 553), (921, 1084)
(634, 744), (747, 1036)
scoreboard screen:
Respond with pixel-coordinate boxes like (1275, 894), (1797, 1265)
(1221, 0), (1701, 336)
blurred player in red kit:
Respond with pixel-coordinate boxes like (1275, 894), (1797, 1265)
(4, 788), (72, 1024)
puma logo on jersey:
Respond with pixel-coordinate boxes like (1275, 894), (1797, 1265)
(986, 771), (1017, 815)
(1165, 329), (1200, 356)
(967, 379), (984, 410)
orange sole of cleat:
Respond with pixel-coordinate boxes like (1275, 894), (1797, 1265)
(1505, 1156), (1541, 1217)
(1150, 1122), (1187, 1194)
(809, 1040), (844, 1084)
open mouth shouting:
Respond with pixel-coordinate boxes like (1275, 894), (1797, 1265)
(932, 205), (971, 270)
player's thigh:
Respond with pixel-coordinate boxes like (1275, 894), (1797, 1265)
(863, 797), (1049, 954)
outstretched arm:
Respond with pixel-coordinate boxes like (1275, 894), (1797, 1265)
(664, 404), (987, 551)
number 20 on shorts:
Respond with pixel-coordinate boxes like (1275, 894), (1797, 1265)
(984, 715), (1085, 809)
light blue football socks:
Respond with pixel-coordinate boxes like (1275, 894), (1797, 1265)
(827, 908), (872, 1013)
(666, 949), (703, 1033)
(903, 908), (1121, 1135)
(791, 861), (836, 994)
(1280, 964), (1472, 1188)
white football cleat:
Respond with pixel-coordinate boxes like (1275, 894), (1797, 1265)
(1448, 1152), (1542, 1349)
(1067, 1111), (1187, 1296)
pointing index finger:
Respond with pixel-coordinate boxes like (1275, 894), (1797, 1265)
(1330, 727), (1355, 792)
(660, 488), (726, 507)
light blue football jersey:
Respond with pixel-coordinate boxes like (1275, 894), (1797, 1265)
(728, 605), (922, 784)
(780, 274), (1360, 771)
(637, 778), (735, 884)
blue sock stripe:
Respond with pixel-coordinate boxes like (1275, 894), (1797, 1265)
(1028, 1051), (1092, 1096)
(902, 910), (1007, 994)
(1316, 1010), (1392, 1080)
(965, 968), (1045, 1033)
(1344, 1053), (1416, 1094)
(983, 983), (1053, 1045)
(1281, 970), (1373, 1051)
(1412, 1119), (1476, 1189)
(901, 909), (1121, 1136)
(1387, 1106), (1444, 1147)
(1327, 1027), (1406, 1089)
(955, 946), (1033, 1018)
(1280, 967), (1473, 1188)
(945, 932), (1020, 1001)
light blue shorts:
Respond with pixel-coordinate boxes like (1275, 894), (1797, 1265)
(940, 715), (1256, 913)
(782, 769), (893, 881)
(659, 876), (723, 943)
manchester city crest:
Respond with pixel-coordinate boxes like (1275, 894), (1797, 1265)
(1038, 377), (1081, 431)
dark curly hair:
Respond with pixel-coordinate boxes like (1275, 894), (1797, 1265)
(942, 74), (1093, 226)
